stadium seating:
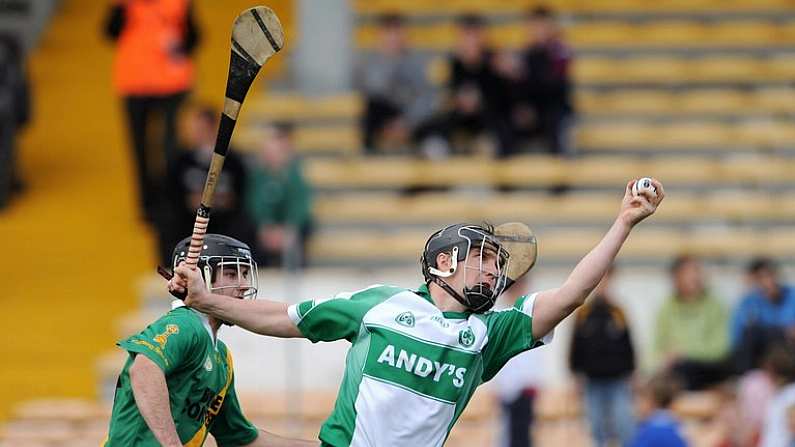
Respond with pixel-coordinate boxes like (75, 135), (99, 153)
(353, 0), (794, 15)
(356, 20), (795, 50)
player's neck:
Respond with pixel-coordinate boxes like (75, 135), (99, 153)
(428, 282), (469, 313)
(208, 317), (222, 337)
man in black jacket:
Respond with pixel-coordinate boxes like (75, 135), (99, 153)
(569, 265), (636, 447)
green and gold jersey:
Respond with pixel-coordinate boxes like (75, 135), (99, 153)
(104, 306), (258, 447)
(287, 284), (553, 447)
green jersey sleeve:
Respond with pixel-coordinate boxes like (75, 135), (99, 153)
(287, 285), (402, 342)
(480, 293), (553, 382)
(117, 308), (202, 375)
(210, 347), (259, 446)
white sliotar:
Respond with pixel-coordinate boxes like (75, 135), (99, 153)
(632, 177), (657, 198)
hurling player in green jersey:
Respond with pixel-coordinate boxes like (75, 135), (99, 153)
(170, 179), (664, 447)
(104, 234), (316, 447)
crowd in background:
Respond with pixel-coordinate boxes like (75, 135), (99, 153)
(355, 7), (574, 159)
(496, 256), (795, 447)
(103, 0), (313, 269)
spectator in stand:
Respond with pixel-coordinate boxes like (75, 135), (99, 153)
(627, 373), (688, 447)
(731, 258), (795, 373)
(732, 345), (795, 447)
(354, 13), (434, 154)
(516, 6), (574, 156)
(569, 266), (635, 447)
(654, 255), (730, 390)
(164, 105), (255, 267)
(413, 83), (496, 159)
(104, 0), (200, 222)
(0, 32), (30, 210)
(759, 344), (795, 447)
(448, 13), (516, 156)
(246, 123), (312, 268)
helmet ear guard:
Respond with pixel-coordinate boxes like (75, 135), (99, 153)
(427, 246), (459, 278)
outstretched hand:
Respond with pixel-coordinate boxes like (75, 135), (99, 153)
(619, 178), (665, 227)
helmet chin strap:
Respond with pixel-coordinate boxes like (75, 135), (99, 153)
(432, 276), (471, 309)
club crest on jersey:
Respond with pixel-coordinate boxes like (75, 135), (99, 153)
(204, 355), (213, 372)
(154, 324), (179, 349)
(395, 311), (415, 327)
(458, 327), (475, 347)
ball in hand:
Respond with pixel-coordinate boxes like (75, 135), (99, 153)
(632, 177), (657, 199)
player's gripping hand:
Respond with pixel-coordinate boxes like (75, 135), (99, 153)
(171, 262), (212, 311)
(618, 178), (664, 227)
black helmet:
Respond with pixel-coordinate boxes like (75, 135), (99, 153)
(172, 234), (258, 298)
(421, 223), (509, 313)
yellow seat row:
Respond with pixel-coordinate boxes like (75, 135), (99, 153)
(241, 93), (361, 122)
(354, 0), (795, 15)
(309, 227), (795, 262)
(233, 125), (360, 155)
(356, 20), (795, 50)
(574, 56), (795, 84)
(239, 88), (795, 129)
(579, 88), (795, 116)
(305, 156), (795, 188)
(428, 55), (795, 85)
(234, 118), (795, 155)
(577, 120), (795, 150)
(314, 191), (795, 225)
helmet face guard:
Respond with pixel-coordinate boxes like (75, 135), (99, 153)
(422, 224), (510, 313)
(172, 235), (259, 300)
(200, 255), (258, 299)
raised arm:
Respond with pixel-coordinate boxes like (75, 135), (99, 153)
(170, 265), (302, 338)
(530, 179), (664, 341)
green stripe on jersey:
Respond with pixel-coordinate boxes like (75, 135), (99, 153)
(363, 325), (477, 404)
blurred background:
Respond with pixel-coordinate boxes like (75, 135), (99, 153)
(1, 0), (795, 445)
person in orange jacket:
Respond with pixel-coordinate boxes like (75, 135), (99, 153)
(104, 0), (200, 223)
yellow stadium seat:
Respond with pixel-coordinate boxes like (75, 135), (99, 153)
(488, 23), (526, 49)
(692, 57), (764, 82)
(581, 57), (690, 84)
(568, 22), (637, 47)
(295, 126), (361, 153)
(244, 93), (362, 122)
(647, 158), (721, 183)
(764, 229), (795, 256)
(643, 21), (710, 46)
(720, 156), (795, 184)
(576, 123), (657, 149)
(686, 229), (760, 258)
(567, 157), (643, 184)
(354, 0), (795, 15)
(495, 155), (565, 186)
(580, 88), (793, 116)
(676, 90), (750, 114)
(357, 20), (795, 50)
(710, 22), (782, 46)
(752, 88), (795, 113)
(735, 120), (795, 147)
(658, 122), (733, 148)
(768, 55), (795, 80)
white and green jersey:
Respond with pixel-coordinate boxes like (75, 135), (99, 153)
(287, 284), (553, 447)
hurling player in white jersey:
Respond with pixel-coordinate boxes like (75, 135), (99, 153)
(170, 179), (664, 447)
